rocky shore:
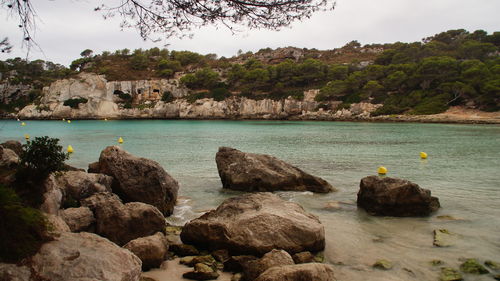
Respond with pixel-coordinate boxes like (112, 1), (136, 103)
(1, 143), (499, 281)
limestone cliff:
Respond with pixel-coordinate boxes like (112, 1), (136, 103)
(17, 73), (382, 120)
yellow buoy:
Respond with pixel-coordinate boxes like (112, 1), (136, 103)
(67, 145), (74, 153)
(21, 122), (26, 126)
(24, 134), (30, 140)
(67, 120), (71, 124)
(118, 137), (124, 144)
(420, 152), (428, 159)
(378, 166), (388, 175)
(62, 118), (65, 121)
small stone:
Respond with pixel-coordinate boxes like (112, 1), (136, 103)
(459, 258), (489, 274)
(324, 201), (341, 210)
(180, 255), (216, 267)
(165, 225), (182, 235)
(436, 215), (463, 221)
(485, 260), (500, 270)
(313, 252), (325, 263)
(180, 256), (195, 265)
(433, 229), (455, 247)
(224, 255), (258, 272)
(292, 251), (315, 264)
(430, 260), (444, 266)
(439, 267), (463, 281)
(373, 259), (393, 270)
(170, 244), (199, 257)
(183, 263), (219, 280)
(231, 273), (242, 281)
(212, 249), (230, 263)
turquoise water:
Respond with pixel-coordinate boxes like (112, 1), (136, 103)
(1, 120), (499, 280)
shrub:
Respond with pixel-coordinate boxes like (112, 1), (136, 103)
(0, 185), (50, 263)
(113, 90), (132, 101)
(161, 91), (175, 102)
(210, 87), (231, 101)
(18, 136), (69, 181)
(63, 97), (88, 109)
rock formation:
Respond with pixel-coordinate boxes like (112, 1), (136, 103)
(216, 147), (334, 193)
(357, 176), (440, 216)
(123, 232), (169, 270)
(89, 145), (179, 216)
(254, 263), (336, 281)
(181, 192), (325, 255)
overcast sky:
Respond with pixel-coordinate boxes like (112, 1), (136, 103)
(1, 0), (499, 66)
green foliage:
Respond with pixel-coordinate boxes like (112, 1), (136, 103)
(113, 90), (132, 101)
(180, 68), (220, 89)
(130, 52), (149, 70)
(63, 97), (88, 109)
(170, 50), (205, 66)
(18, 136), (69, 181)
(0, 185), (49, 263)
(161, 91), (174, 102)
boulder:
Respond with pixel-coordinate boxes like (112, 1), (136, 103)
(0, 140), (23, 156)
(40, 171), (113, 214)
(31, 232), (142, 281)
(216, 147), (334, 193)
(170, 243), (200, 256)
(0, 147), (19, 169)
(81, 192), (166, 245)
(292, 251), (315, 264)
(60, 207), (95, 232)
(183, 263), (219, 280)
(90, 146), (179, 216)
(254, 263), (335, 281)
(357, 176), (440, 216)
(224, 256), (258, 272)
(0, 263), (33, 281)
(123, 232), (169, 270)
(242, 249), (295, 281)
(181, 193), (325, 255)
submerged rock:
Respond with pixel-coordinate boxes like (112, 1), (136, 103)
(123, 232), (169, 270)
(183, 263), (219, 280)
(181, 193), (325, 255)
(254, 263), (335, 281)
(439, 267), (463, 281)
(459, 258), (489, 274)
(170, 243), (200, 257)
(215, 147), (334, 193)
(357, 176), (440, 216)
(31, 232), (142, 281)
(373, 259), (393, 270)
(90, 146), (179, 216)
(82, 192), (166, 245)
(485, 260), (500, 270)
(433, 229), (456, 247)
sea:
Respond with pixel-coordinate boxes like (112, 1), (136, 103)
(1, 119), (499, 281)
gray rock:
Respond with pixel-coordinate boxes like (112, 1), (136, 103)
(60, 207), (95, 232)
(0, 263), (33, 281)
(433, 229), (456, 247)
(357, 176), (440, 216)
(254, 263), (336, 281)
(82, 192), (166, 245)
(242, 249), (294, 281)
(123, 232), (169, 270)
(91, 146), (179, 216)
(181, 193), (325, 256)
(0, 140), (22, 156)
(292, 251), (316, 264)
(215, 147), (334, 193)
(31, 232), (142, 281)
(0, 147), (19, 169)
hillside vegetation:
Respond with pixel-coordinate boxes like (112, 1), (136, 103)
(1, 29), (499, 115)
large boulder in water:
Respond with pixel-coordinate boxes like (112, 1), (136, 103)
(81, 192), (166, 245)
(181, 192), (325, 255)
(215, 147), (334, 193)
(123, 232), (169, 270)
(357, 176), (440, 217)
(254, 263), (336, 281)
(30, 232), (142, 281)
(89, 146), (179, 216)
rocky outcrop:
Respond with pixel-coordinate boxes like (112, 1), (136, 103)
(242, 250), (295, 281)
(0, 263), (33, 281)
(31, 232), (142, 281)
(89, 145), (178, 216)
(181, 193), (325, 255)
(216, 147), (334, 193)
(81, 192), (166, 245)
(0, 140), (23, 156)
(357, 176), (440, 217)
(123, 232), (169, 270)
(254, 263), (336, 281)
(40, 171), (113, 214)
(60, 207), (95, 232)
(0, 147), (19, 169)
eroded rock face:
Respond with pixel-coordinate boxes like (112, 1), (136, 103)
(0, 263), (33, 281)
(60, 207), (95, 232)
(0, 147), (19, 169)
(91, 146), (178, 216)
(31, 232), (142, 281)
(215, 147), (334, 193)
(82, 192), (166, 246)
(123, 232), (169, 270)
(254, 263), (336, 281)
(181, 193), (325, 255)
(357, 176), (440, 217)
(0, 140), (23, 156)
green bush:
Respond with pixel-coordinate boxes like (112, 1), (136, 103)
(113, 90), (132, 101)
(0, 185), (49, 263)
(18, 136), (69, 181)
(63, 97), (88, 109)
(161, 91), (174, 102)
(210, 88), (231, 101)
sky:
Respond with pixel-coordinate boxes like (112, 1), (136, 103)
(1, 0), (499, 66)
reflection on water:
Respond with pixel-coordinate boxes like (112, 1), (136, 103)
(1, 119), (499, 281)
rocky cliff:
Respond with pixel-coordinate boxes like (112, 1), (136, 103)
(15, 73), (382, 120)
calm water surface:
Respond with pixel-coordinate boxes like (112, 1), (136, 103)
(1, 120), (499, 280)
